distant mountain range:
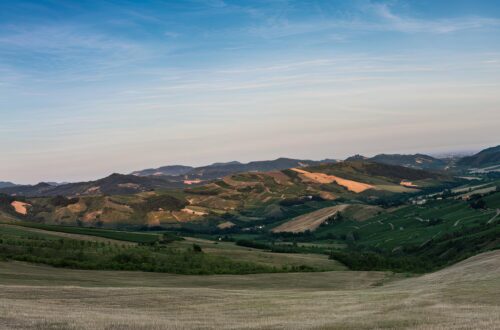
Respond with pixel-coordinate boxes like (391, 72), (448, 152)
(0, 182), (17, 189)
(2, 158), (341, 197)
(131, 157), (339, 180)
(2, 145), (498, 199)
(347, 146), (499, 171)
(131, 165), (193, 177)
(0, 174), (185, 197)
(135, 153), (456, 181)
(363, 153), (448, 170)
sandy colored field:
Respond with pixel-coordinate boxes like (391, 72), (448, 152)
(459, 186), (498, 200)
(0, 251), (499, 329)
(451, 183), (493, 194)
(217, 221), (235, 229)
(184, 179), (202, 185)
(400, 180), (418, 188)
(266, 171), (292, 185)
(272, 205), (348, 233)
(10, 201), (30, 215)
(181, 207), (208, 216)
(66, 200), (87, 213)
(375, 184), (417, 193)
(291, 168), (374, 193)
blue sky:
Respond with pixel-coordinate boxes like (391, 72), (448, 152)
(1, 0), (500, 183)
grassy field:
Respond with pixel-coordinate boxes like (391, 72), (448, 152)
(0, 223), (344, 273)
(0, 250), (498, 329)
(171, 237), (346, 271)
(3, 222), (162, 243)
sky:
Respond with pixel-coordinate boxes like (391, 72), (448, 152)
(1, 0), (500, 184)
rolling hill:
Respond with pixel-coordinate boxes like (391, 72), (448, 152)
(457, 145), (500, 168)
(2, 161), (455, 229)
(0, 231), (498, 329)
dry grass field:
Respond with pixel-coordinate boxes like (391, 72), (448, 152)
(271, 205), (348, 233)
(0, 250), (499, 329)
(291, 168), (374, 193)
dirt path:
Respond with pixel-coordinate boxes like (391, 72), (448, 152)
(487, 209), (500, 224)
(453, 210), (497, 227)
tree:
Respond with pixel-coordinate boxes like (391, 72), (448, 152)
(192, 244), (203, 253)
(469, 197), (487, 209)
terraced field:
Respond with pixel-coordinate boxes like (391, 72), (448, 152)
(316, 197), (499, 250)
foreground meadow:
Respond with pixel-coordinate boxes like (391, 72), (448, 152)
(0, 250), (499, 329)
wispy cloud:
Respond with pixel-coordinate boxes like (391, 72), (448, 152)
(1, 0), (500, 182)
(368, 2), (500, 33)
(245, 1), (500, 39)
(0, 24), (135, 52)
(0, 22), (155, 85)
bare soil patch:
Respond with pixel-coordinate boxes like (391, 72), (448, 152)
(291, 168), (374, 193)
(10, 201), (31, 215)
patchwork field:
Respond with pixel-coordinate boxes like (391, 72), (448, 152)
(0, 250), (498, 329)
(1, 161), (452, 229)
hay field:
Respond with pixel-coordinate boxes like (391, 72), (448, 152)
(272, 205), (348, 233)
(0, 250), (499, 329)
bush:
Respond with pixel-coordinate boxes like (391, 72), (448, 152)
(236, 239), (270, 250)
(192, 244), (203, 253)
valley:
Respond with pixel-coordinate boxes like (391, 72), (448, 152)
(1, 146), (499, 329)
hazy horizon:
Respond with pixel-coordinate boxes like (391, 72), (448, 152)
(2, 0), (500, 184)
(0, 144), (489, 185)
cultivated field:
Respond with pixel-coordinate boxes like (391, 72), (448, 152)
(271, 205), (348, 233)
(0, 250), (499, 329)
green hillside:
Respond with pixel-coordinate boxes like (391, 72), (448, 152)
(458, 145), (500, 168)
